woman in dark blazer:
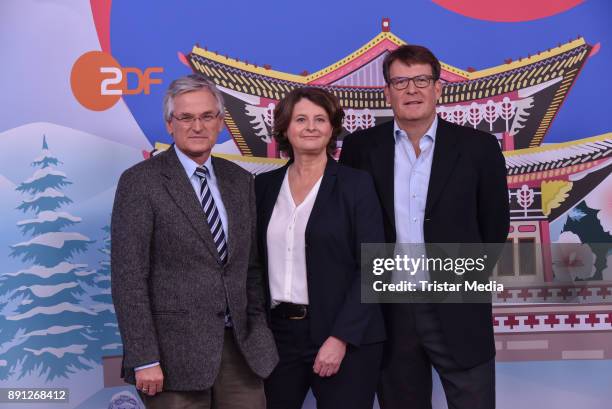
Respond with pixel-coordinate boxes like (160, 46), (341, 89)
(255, 87), (385, 409)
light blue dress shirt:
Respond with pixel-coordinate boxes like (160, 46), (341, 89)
(134, 147), (229, 372)
(392, 117), (438, 285)
(393, 116), (438, 244)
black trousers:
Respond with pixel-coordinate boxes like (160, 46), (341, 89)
(265, 314), (383, 409)
(378, 304), (495, 409)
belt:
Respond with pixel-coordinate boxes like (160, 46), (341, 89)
(272, 302), (308, 320)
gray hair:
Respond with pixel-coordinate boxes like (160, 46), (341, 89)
(163, 74), (225, 121)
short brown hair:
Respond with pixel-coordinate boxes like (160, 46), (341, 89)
(382, 45), (441, 83)
(273, 87), (344, 158)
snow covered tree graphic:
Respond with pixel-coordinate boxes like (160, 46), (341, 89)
(0, 136), (117, 381)
(87, 225), (122, 356)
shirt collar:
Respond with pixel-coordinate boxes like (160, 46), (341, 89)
(174, 145), (214, 179)
(393, 115), (439, 144)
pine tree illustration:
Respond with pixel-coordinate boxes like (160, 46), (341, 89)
(562, 201), (612, 281)
(87, 224), (122, 356)
(0, 136), (99, 381)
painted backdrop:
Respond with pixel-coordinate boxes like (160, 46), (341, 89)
(0, 1), (610, 408)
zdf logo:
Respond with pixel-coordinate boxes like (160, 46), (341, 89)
(70, 51), (163, 111)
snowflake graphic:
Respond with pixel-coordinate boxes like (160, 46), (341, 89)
(568, 208), (587, 222)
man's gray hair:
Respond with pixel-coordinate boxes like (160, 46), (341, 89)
(163, 74), (225, 121)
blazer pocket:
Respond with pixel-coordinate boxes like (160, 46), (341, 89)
(152, 309), (188, 316)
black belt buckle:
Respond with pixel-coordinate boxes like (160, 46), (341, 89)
(274, 303), (308, 320)
(288, 304), (307, 320)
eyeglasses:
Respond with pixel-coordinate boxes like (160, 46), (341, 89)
(172, 111), (221, 126)
(388, 75), (435, 90)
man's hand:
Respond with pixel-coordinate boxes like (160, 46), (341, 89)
(135, 365), (164, 396)
(313, 336), (347, 377)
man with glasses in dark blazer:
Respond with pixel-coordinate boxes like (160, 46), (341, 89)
(340, 45), (509, 409)
(111, 75), (278, 409)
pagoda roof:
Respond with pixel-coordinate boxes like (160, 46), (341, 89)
(188, 31), (592, 151)
(190, 39), (590, 101)
(504, 133), (611, 176)
(154, 133), (610, 179)
(190, 31), (589, 85)
(183, 22), (595, 155)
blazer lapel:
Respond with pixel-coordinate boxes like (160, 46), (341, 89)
(305, 157), (338, 240)
(260, 165), (289, 257)
(368, 122), (396, 232)
(160, 147), (220, 261)
(425, 119), (459, 217)
(213, 156), (245, 263)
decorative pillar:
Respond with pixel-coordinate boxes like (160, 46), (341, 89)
(502, 131), (514, 151)
(539, 220), (553, 282)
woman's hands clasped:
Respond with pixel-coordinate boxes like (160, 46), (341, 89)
(313, 336), (347, 377)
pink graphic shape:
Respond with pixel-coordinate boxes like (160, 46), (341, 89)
(432, 0), (585, 23)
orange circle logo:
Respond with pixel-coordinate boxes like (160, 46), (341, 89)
(70, 51), (127, 111)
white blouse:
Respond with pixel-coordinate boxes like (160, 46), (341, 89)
(266, 171), (322, 306)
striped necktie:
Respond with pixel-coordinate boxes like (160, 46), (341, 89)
(195, 166), (228, 263)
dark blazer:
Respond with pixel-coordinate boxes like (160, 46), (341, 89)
(111, 146), (278, 391)
(340, 118), (510, 367)
(255, 159), (386, 347)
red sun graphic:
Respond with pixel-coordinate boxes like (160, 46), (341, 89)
(432, 0), (584, 22)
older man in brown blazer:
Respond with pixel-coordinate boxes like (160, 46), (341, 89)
(111, 74), (278, 409)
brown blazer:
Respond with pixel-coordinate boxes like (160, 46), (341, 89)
(111, 146), (278, 390)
